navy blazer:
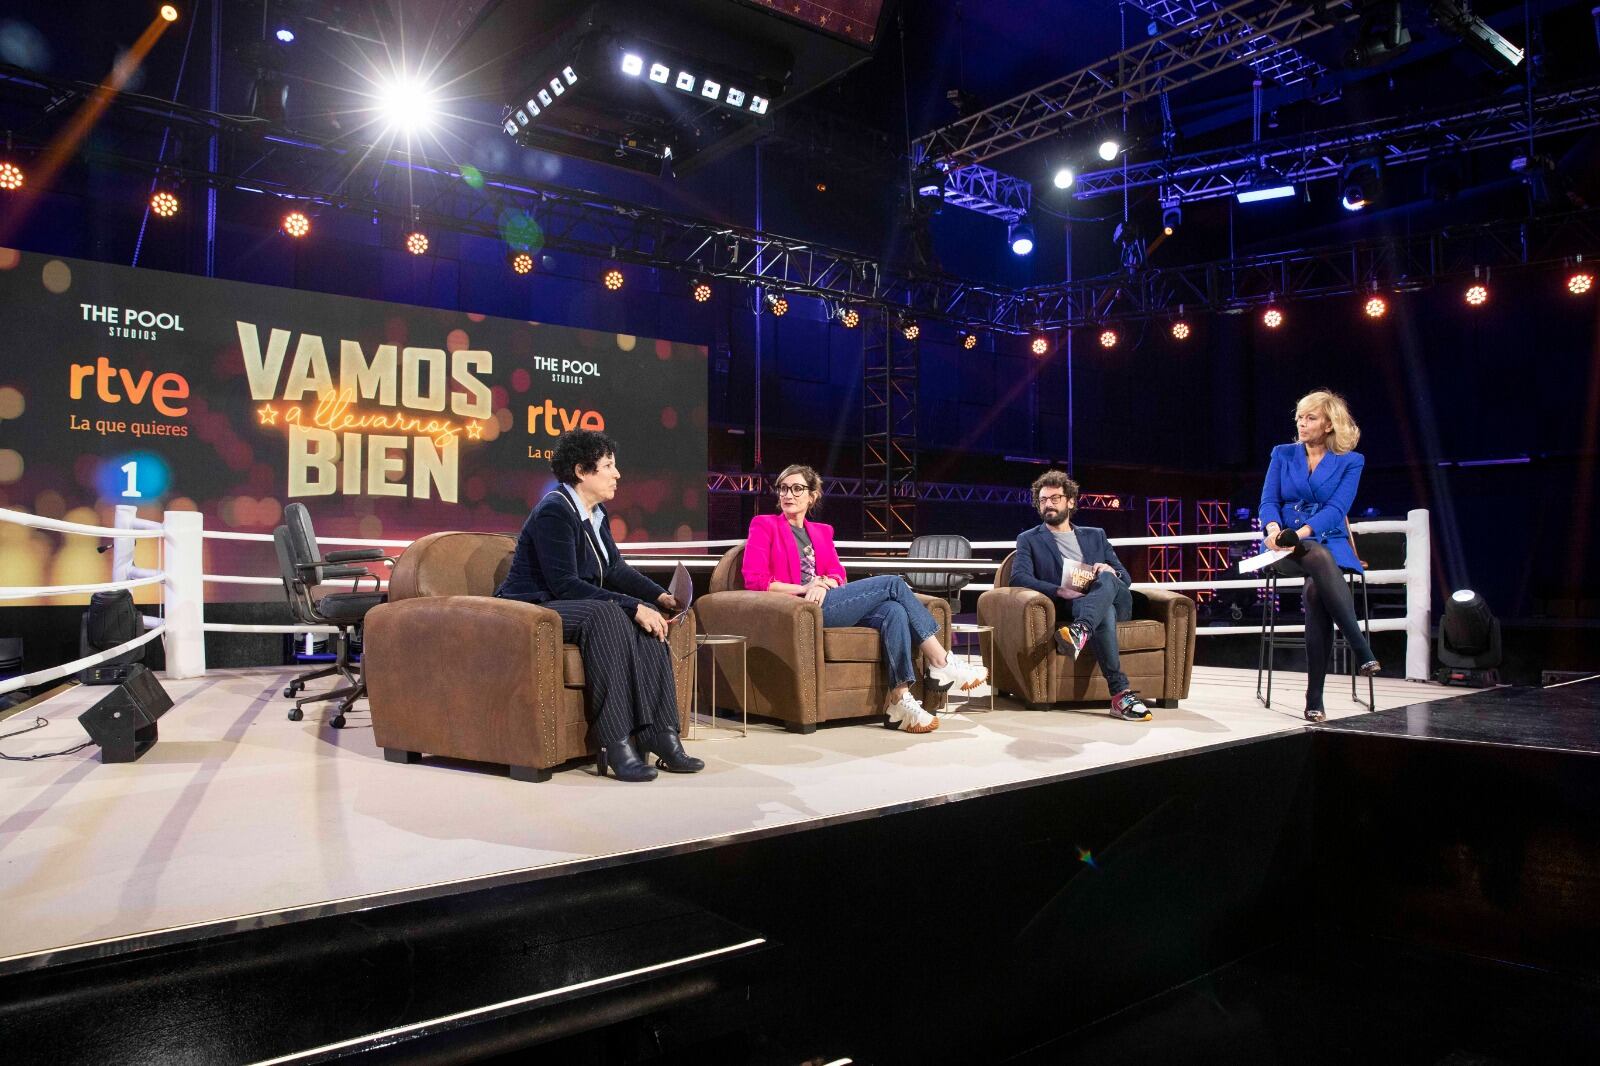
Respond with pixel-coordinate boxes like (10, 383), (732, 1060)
(1010, 523), (1131, 599)
(495, 489), (666, 610)
(1257, 443), (1364, 572)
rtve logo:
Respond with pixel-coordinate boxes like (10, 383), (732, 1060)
(526, 398), (606, 435)
(70, 357), (190, 417)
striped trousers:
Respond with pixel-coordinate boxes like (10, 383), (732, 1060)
(545, 599), (680, 746)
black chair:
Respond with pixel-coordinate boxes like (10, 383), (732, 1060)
(274, 503), (389, 728)
(906, 534), (974, 613)
(1255, 531), (1375, 713)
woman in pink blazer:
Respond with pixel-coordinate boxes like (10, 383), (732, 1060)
(742, 464), (985, 733)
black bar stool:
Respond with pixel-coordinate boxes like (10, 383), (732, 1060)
(1255, 562), (1375, 713)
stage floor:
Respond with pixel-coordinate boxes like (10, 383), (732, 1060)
(0, 665), (1460, 973)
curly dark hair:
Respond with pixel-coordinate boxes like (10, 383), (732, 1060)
(550, 429), (618, 485)
(1030, 469), (1079, 507)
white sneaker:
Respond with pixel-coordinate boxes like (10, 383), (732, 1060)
(927, 656), (987, 693)
(885, 691), (939, 733)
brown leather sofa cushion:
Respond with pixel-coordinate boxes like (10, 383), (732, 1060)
(822, 626), (884, 662)
(1112, 618), (1168, 653)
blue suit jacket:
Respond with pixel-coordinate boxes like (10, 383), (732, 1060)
(1010, 523), (1131, 599)
(495, 489), (666, 609)
(1258, 443), (1365, 572)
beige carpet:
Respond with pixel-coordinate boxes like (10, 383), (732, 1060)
(0, 665), (1458, 968)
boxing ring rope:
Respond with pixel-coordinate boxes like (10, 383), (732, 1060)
(0, 507), (1433, 692)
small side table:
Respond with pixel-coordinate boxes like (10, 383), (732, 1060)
(947, 623), (995, 713)
(690, 633), (748, 739)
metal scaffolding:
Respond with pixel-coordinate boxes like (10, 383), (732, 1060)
(1127, 0), (1332, 87)
(914, 0), (1358, 167)
(705, 472), (1130, 510)
(1194, 499), (1231, 602)
(1145, 497), (1184, 584)
(861, 315), (919, 539)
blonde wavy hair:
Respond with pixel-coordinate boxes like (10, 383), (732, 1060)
(1295, 389), (1360, 454)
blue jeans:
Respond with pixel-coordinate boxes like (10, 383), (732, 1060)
(820, 575), (941, 688)
(1054, 571), (1134, 694)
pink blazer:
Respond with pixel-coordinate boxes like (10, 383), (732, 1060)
(742, 513), (848, 591)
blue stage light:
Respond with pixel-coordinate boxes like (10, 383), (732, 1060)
(1237, 183), (1296, 204)
(1009, 219), (1035, 256)
(275, 28), (295, 44)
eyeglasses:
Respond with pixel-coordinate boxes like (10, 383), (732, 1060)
(1038, 493), (1070, 504)
(776, 483), (810, 496)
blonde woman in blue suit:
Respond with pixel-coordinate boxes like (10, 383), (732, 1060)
(1258, 390), (1380, 721)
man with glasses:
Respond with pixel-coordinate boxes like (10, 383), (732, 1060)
(1008, 470), (1152, 722)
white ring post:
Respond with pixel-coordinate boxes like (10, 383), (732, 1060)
(1404, 508), (1432, 681)
(114, 505), (165, 630)
(162, 510), (207, 678)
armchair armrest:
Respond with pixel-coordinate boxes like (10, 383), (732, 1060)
(325, 548), (386, 563)
(1132, 588), (1197, 701)
(312, 564), (375, 581)
(977, 586), (1055, 704)
(364, 595), (567, 768)
(693, 590), (824, 726)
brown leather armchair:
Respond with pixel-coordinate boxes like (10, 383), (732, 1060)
(692, 544), (952, 733)
(362, 532), (693, 781)
(977, 552), (1196, 710)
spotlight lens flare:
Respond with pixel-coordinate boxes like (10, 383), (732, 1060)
(603, 268), (624, 291)
(160, 5), (179, 22)
(377, 77), (438, 135)
(0, 161), (24, 191)
(281, 211), (310, 237)
(1099, 328), (1118, 348)
(406, 231), (429, 255)
(1171, 321), (1190, 340)
(621, 53), (643, 76)
(1364, 296), (1387, 318)
(1262, 307), (1283, 329)
(1465, 283), (1488, 306)
(1097, 139), (1119, 162)
(1052, 167), (1074, 190)
(150, 190), (180, 217)
(1568, 272), (1594, 295)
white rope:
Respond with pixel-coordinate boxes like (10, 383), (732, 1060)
(201, 623), (340, 634)
(0, 573), (165, 602)
(203, 574), (387, 588)
(0, 507), (163, 539)
(0, 625), (167, 695)
(1196, 617), (1409, 637)
(200, 530), (412, 548)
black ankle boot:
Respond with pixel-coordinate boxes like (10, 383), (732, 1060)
(596, 739), (657, 782)
(642, 730), (704, 773)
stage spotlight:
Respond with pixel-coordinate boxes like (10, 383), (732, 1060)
(1161, 203), (1182, 236)
(1341, 158), (1383, 211)
(510, 251), (534, 275)
(1262, 306), (1284, 329)
(281, 211), (310, 238)
(959, 329), (978, 350)
(1052, 167), (1074, 190)
(378, 76), (438, 135)
(160, 4), (179, 22)
(902, 320), (920, 341)
(0, 161), (24, 191)
(1031, 334), (1049, 356)
(1434, 588), (1502, 687)
(1009, 219), (1035, 256)
(767, 292), (789, 316)
(1569, 270), (1594, 295)
(1097, 138), (1120, 162)
(1098, 327), (1119, 349)
(1344, 1), (1411, 67)
(150, 190), (180, 218)
(1464, 282), (1488, 306)
(405, 231), (429, 255)
(1170, 320), (1191, 340)
(840, 307), (860, 328)
(1364, 295), (1388, 318)
(275, 27), (295, 44)
(691, 278), (712, 302)
(1237, 175), (1296, 203)
(1431, 0), (1524, 72)
(621, 53), (644, 76)
(603, 267), (624, 291)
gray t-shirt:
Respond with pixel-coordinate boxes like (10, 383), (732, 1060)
(791, 524), (816, 585)
(1051, 527), (1084, 568)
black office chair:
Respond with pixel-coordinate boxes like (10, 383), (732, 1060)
(1255, 524), (1375, 713)
(906, 534), (974, 612)
(274, 503), (389, 728)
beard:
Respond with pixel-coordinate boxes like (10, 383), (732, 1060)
(1040, 506), (1069, 527)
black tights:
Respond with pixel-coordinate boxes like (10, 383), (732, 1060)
(1274, 543), (1375, 709)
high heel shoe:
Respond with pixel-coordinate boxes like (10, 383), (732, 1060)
(1358, 660), (1381, 677)
(642, 730), (704, 773)
(596, 739), (657, 782)
(1304, 707), (1326, 723)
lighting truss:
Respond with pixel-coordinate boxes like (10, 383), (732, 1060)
(939, 163), (1031, 222)
(914, 0), (1359, 167)
(705, 473), (1127, 510)
(1071, 81), (1600, 202)
(1129, 0), (1331, 86)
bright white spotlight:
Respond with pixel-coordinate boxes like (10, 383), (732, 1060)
(750, 95), (769, 115)
(621, 53), (643, 76)
(1052, 167), (1074, 190)
(503, 119), (519, 135)
(562, 66), (577, 85)
(701, 79), (721, 100)
(675, 71), (696, 91)
(1009, 219), (1035, 256)
(378, 76), (438, 135)
(275, 28), (295, 44)
(649, 62), (670, 83)
(537, 88), (552, 106)
(726, 87), (746, 107)
(1342, 192), (1367, 211)
(525, 99), (540, 116)
(549, 77), (564, 96)
(1097, 138), (1119, 161)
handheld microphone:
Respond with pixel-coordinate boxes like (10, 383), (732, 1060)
(1274, 528), (1300, 549)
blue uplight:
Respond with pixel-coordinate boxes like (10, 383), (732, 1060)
(275, 28), (295, 44)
